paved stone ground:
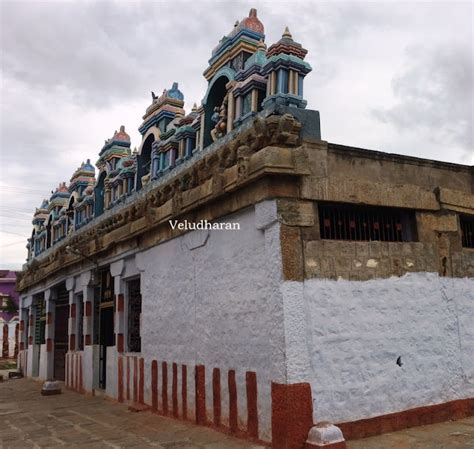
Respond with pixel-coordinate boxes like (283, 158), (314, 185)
(1, 378), (473, 449)
(0, 378), (265, 449)
(347, 417), (474, 449)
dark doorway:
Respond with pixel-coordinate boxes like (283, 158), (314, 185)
(136, 134), (155, 191)
(203, 76), (229, 148)
(54, 286), (69, 381)
(46, 215), (52, 248)
(98, 270), (114, 389)
(99, 306), (114, 389)
(127, 278), (142, 353)
(94, 171), (107, 217)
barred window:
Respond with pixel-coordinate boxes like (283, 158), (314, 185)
(461, 215), (474, 248)
(34, 298), (46, 345)
(77, 294), (84, 351)
(319, 203), (417, 242)
(127, 278), (142, 353)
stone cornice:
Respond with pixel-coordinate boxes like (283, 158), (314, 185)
(18, 113), (306, 292)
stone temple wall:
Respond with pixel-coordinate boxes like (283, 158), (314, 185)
(297, 274), (474, 424)
(135, 205), (285, 441)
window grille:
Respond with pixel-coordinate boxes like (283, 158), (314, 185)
(461, 215), (474, 248)
(319, 203), (417, 242)
(77, 294), (84, 351)
(34, 299), (46, 345)
(127, 278), (142, 353)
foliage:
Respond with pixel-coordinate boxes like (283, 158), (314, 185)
(1, 296), (17, 314)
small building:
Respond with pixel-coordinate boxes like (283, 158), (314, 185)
(0, 270), (19, 358)
(17, 8), (474, 449)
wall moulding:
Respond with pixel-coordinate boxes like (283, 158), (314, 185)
(18, 113), (306, 293)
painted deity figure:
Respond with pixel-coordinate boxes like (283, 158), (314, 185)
(211, 95), (229, 142)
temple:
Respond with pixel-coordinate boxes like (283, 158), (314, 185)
(27, 9), (315, 254)
(17, 9), (474, 449)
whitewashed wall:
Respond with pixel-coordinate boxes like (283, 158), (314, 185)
(297, 273), (474, 423)
(136, 204), (286, 440)
(0, 318), (18, 357)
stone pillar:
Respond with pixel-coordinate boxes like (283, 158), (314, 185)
(19, 301), (29, 353)
(255, 200), (316, 449)
(14, 322), (19, 358)
(227, 91), (235, 133)
(79, 270), (97, 392)
(25, 299), (35, 377)
(81, 271), (94, 347)
(110, 260), (125, 353)
(293, 70), (299, 95)
(235, 96), (242, 120)
(28, 306), (34, 348)
(199, 112), (205, 151)
(2, 323), (8, 358)
(289, 70), (295, 95)
(271, 71), (277, 95)
(44, 288), (56, 379)
(251, 89), (258, 113)
(66, 277), (76, 352)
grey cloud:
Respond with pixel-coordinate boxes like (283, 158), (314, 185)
(1, 1), (473, 267)
(372, 42), (473, 153)
(0, 1), (241, 108)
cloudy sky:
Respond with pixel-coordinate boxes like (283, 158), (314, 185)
(0, 0), (472, 269)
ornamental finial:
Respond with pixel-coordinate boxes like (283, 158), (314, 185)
(282, 26), (292, 40)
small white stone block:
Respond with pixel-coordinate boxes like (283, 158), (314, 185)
(41, 380), (62, 396)
(307, 422), (345, 445)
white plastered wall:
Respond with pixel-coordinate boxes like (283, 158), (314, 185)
(283, 273), (474, 424)
(136, 202), (286, 440)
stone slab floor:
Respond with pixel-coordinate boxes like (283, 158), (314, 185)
(1, 378), (474, 449)
(0, 378), (265, 449)
(347, 417), (474, 449)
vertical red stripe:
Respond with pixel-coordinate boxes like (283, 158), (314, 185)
(139, 358), (144, 405)
(162, 362), (168, 415)
(195, 365), (206, 425)
(271, 382), (314, 449)
(172, 363), (178, 417)
(117, 334), (124, 353)
(182, 365), (187, 420)
(126, 356), (130, 400)
(75, 354), (79, 392)
(133, 357), (138, 402)
(118, 357), (124, 402)
(76, 354), (81, 391)
(246, 371), (258, 438)
(151, 360), (158, 412)
(71, 355), (75, 390)
(228, 370), (238, 433)
(69, 334), (76, 351)
(213, 368), (221, 427)
(79, 355), (83, 393)
(70, 303), (76, 318)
